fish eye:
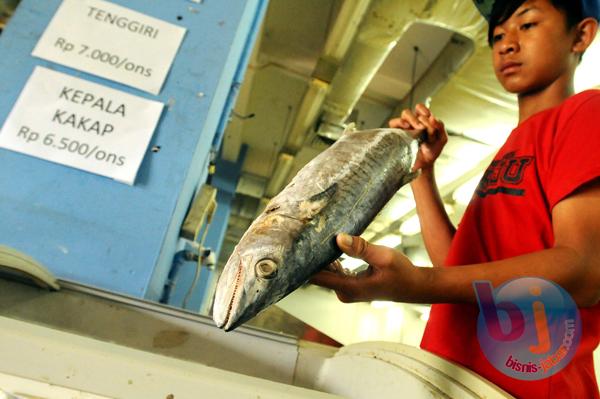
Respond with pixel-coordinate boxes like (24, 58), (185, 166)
(255, 259), (278, 280)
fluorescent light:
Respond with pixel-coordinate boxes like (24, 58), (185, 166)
(399, 214), (421, 236)
(413, 305), (431, 322)
(357, 313), (379, 341)
(463, 123), (514, 147)
(386, 196), (416, 219)
(386, 305), (404, 331)
(371, 300), (393, 309)
(453, 172), (483, 205)
(405, 246), (433, 267)
(361, 230), (376, 241)
(265, 153), (295, 198)
(399, 204), (453, 236)
(576, 36), (600, 92)
(340, 256), (366, 271)
(374, 234), (402, 248)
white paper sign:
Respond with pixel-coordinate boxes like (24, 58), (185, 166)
(32, 0), (186, 95)
(0, 66), (164, 185)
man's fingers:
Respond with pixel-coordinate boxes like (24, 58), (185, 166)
(389, 117), (410, 129)
(391, 107), (435, 132)
(311, 271), (364, 303)
(398, 120), (411, 129)
(415, 116), (435, 145)
(415, 103), (431, 117)
(311, 270), (351, 290)
(325, 259), (343, 273)
(432, 117), (448, 143)
(388, 117), (400, 128)
(417, 115), (437, 134)
(336, 234), (395, 268)
(335, 291), (359, 303)
(416, 115), (448, 146)
(400, 109), (425, 130)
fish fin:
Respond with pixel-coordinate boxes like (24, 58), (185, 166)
(308, 183), (338, 202)
(401, 171), (419, 186)
(298, 183), (338, 221)
(342, 123), (357, 135)
(264, 204), (281, 214)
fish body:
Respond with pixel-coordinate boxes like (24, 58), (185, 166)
(213, 128), (418, 331)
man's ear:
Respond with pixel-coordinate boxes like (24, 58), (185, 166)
(573, 17), (599, 54)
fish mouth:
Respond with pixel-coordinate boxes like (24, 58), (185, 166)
(213, 255), (245, 331)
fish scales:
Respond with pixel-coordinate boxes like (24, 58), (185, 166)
(213, 128), (418, 330)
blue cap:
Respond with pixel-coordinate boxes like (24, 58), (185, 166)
(473, 0), (600, 22)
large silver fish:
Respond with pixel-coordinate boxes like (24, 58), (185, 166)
(213, 128), (418, 331)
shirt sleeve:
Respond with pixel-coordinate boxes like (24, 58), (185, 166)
(546, 93), (600, 210)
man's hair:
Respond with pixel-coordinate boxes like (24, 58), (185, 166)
(488, 0), (584, 45)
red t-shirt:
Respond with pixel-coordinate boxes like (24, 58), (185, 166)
(421, 90), (600, 399)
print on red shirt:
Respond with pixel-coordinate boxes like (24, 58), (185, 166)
(477, 151), (534, 198)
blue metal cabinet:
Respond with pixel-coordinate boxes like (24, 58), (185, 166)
(0, 0), (267, 301)
(166, 148), (247, 311)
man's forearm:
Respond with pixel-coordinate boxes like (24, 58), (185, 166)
(420, 246), (597, 307)
(411, 166), (456, 266)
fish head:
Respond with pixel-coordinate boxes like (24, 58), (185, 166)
(213, 215), (296, 331)
(213, 184), (337, 331)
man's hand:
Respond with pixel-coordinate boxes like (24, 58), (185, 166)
(389, 103), (447, 172)
(311, 233), (430, 303)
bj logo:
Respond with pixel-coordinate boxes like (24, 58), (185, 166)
(474, 277), (581, 380)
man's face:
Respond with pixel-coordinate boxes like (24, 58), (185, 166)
(491, 0), (578, 94)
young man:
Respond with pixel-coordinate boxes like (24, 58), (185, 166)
(311, 0), (600, 397)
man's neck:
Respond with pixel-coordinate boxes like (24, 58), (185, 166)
(517, 75), (575, 123)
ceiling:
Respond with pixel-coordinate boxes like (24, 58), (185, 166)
(217, 0), (520, 268)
